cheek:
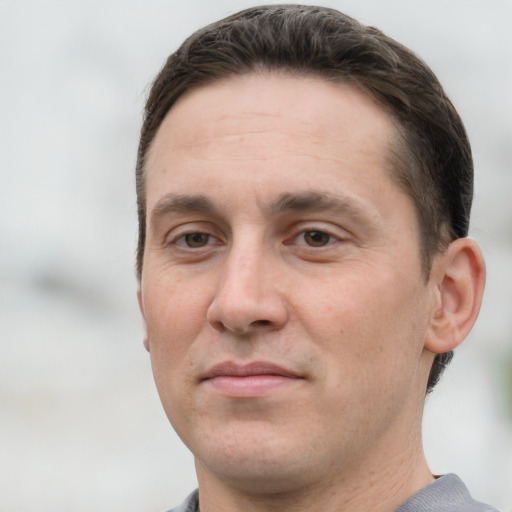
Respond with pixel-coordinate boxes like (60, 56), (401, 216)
(143, 283), (205, 430)
(297, 267), (427, 375)
(142, 276), (211, 407)
(144, 272), (209, 344)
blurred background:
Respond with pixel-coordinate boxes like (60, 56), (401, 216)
(1, 1), (511, 511)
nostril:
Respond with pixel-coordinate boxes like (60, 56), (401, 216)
(252, 319), (271, 327)
(210, 319), (226, 333)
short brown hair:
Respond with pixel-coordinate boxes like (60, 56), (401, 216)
(135, 4), (473, 392)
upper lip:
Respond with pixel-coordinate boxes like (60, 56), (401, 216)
(202, 361), (302, 380)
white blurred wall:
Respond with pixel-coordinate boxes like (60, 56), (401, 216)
(1, 1), (511, 511)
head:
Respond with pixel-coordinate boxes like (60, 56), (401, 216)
(136, 5), (486, 496)
(136, 5), (475, 394)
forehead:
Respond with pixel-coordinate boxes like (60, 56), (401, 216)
(147, 73), (395, 166)
(145, 73), (402, 215)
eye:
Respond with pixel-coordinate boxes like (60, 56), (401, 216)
(175, 232), (216, 248)
(303, 230), (333, 246)
(294, 230), (338, 247)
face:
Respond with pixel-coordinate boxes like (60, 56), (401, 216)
(139, 74), (437, 492)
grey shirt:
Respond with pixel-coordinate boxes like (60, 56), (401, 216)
(395, 474), (499, 511)
(167, 474), (499, 512)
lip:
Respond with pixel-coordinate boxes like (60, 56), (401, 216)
(201, 361), (304, 397)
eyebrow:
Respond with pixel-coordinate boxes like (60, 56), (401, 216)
(150, 194), (216, 226)
(149, 190), (374, 227)
(269, 191), (372, 223)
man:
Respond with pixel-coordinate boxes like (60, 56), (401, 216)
(135, 5), (494, 512)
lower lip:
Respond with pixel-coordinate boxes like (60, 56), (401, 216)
(204, 375), (301, 397)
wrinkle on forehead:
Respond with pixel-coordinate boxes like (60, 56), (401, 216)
(145, 73), (395, 172)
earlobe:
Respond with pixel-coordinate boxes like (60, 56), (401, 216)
(424, 238), (486, 354)
(137, 286), (150, 353)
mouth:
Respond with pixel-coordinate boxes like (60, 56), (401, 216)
(201, 361), (304, 397)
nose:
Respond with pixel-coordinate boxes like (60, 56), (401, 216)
(206, 244), (289, 335)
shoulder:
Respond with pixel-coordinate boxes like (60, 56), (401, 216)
(395, 474), (500, 512)
(166, 490), (199, 512)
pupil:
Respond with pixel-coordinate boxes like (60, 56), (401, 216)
(306, 231), (329, 246)
(186, 233), (208, 247)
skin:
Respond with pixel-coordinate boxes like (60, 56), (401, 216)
(138, 74), (485, 512)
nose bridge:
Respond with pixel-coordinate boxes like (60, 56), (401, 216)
(206, 232), (288, 333)
(217, 235), (271, 311)
(225, 238), (264, 296)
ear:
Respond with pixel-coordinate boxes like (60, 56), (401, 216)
(137, 285), (150, 353)
(424, 237), (486, 354)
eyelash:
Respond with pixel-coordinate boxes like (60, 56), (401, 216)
(290, 229), (340, 247)
(173, 232), (220, 248)
(170, 227), (343, 251)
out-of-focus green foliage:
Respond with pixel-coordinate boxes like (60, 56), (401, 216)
(496, 351), (512, 420)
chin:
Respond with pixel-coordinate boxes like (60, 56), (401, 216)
(192, 427), (334, 495)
